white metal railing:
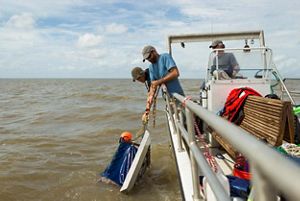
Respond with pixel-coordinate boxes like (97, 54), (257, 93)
(278, 78), (300, 104)
(207, 47), (274, 81)
(271, 67), (296, 105)
(162, 86), (300, 201)
(205, 47), (297, 106)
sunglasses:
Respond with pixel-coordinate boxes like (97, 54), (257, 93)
(146, 51), (153, 60)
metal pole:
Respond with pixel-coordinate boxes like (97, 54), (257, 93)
(185, 108), (201, 201)
(271, 56), (295, 104)
(173, 103), (183, 152)
(165, 93), (176, 133)
(251, 163), (277, 201)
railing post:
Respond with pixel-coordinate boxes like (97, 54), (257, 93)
(251, 163), (278, 201)
(280, 82), (284, 100)
(164, 92), (176, 134)
(186, 108), (201, 201)
(173, 103), (183, 152)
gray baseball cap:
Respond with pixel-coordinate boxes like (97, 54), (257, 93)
(209, 40), (223, 48)
(142, 45), (155, 62)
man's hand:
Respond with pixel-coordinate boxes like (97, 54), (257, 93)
(142, 111), (149, 123)
(151, 80), (160, 89)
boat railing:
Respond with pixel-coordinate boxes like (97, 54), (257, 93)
(278, 78), (300, 103)
(206, 46), (297, 106)
(207, 47), (274, 81)
(162, 85), (300, 201)
(270, 63), (297, 105)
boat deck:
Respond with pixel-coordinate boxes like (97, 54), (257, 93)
(167, 113), (236, 200)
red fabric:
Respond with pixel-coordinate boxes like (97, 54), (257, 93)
(222, 87), (262, 122)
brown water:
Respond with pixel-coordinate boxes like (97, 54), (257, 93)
(0, 79), (204, 201)
(0, 78), (299, 201)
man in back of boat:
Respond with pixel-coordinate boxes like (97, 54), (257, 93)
(209, 40), (240, 79)
(131, 67), (151, 92)
(141, 45), (184, 122)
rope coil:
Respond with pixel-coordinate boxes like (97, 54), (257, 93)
(194, 117), (219, 173)
(180, 94), (218, 172)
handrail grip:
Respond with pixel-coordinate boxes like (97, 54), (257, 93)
(173, 93), (300, 201)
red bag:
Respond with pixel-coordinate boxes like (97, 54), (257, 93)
(221, 87), (261, 122)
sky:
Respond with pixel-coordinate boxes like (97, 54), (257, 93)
(0, 0), (299, 78)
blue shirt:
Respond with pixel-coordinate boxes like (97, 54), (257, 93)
(149, 53), (184, 96)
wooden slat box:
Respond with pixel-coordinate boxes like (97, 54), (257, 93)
(212, 96), (295, 159)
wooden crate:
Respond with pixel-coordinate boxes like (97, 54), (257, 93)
(213, 96), (295, 159)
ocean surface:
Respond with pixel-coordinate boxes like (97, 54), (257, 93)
(0, 78), (299, 201)
(0, 79), (202, 201)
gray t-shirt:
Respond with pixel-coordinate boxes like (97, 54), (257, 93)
(211, 53), (238, 77)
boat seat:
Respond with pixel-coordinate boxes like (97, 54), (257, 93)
(212, 96), (295, 159)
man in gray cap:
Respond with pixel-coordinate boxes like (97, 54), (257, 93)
(131, 66), (151, 92)
(141, 45), (184, 94)
(209, 40), (224, 49)
(141, 45), (184, 122)
(209, 40), (240, 79)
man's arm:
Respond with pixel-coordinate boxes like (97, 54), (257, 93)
(231, 54), (240, 78)
(232, 64), (240, 77)
(142, 86), (157, 123)
(142, 67), (179, 123)
(151, 67), (179, 89)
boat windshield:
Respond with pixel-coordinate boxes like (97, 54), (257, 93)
(207, 47), (273, 80)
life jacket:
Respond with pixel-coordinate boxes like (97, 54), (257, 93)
(221, 87), (262, 122)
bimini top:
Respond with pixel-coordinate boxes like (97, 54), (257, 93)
(167, 30), (265, 51)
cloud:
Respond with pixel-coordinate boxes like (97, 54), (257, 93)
(0, 13), (42, 50)
(5, 13), (35, 29)
(0, 0), (299, 78)
(274, 54), (298, 75)
(180, 6), (223, 18)
(77, 33), (103, 48)
(0, 0), (87, 19)
(105, 23), (128, 34)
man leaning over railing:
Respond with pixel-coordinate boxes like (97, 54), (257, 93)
(141, 45), (185, 123)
